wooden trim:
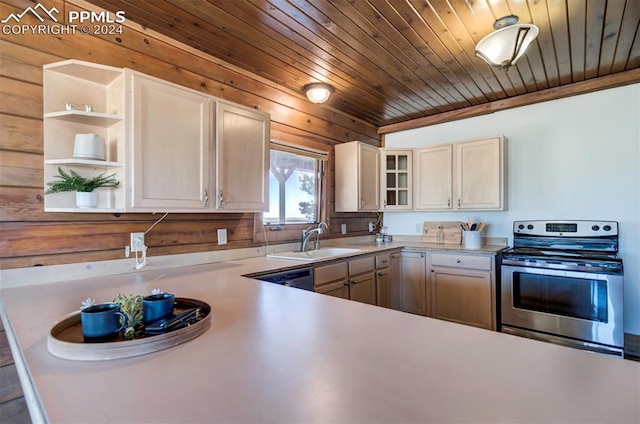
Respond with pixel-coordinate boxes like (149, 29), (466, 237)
(378, 69), (640, 134)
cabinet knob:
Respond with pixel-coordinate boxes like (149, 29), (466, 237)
(420, 254), (425, 258)
(431, 268), (435, 272)
(456, 259), (461, 263)
(203, 189), (209, 208)
(457, 198), (461, 208)
(447, 198), (451, 208)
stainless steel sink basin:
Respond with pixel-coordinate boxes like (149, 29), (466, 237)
(266, 247), (361, 261)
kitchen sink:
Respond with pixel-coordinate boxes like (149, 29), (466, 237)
(266, 247), (361, 261)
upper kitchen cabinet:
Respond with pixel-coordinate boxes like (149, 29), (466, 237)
(128, 70), (212, 211)
(380, 149), (412, 210)
(43, 59), (271, 213)
(43, 60), (126, 212)
(455, 136), (505, 210)
(215, 101), (269, 211)
(335, 141), (380, 212)
(414, 145), (452, 210)
(414, 136), (506, 211)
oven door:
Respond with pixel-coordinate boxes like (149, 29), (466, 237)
(501, 265), (623, 349)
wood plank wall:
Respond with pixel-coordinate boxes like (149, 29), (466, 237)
(0, 0), (380, 270)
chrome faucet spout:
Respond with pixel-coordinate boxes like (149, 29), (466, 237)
(300, 222), (328, 252)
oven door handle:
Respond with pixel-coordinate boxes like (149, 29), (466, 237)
(502, 327), (624, 357)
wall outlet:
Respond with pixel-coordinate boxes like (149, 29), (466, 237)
(217, 228), (227, 245)
(341, 224), (347, 235)
(415, 223), (422, 234)
(130, 232), (145, 252)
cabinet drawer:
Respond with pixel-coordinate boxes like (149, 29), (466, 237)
(314, 262), (348, 285)
(431, 253), (492, 271)
(349, 256), (375, 275)
(376, 253), (391, 269)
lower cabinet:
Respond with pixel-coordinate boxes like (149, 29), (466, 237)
(430, 253), (495, 330)
(389, 252), (403, 310)
(376, 252), (403, 310)
(401, 251), (427, 315)
(348, 256), (376, 305)
(314, 262), (349, 299)
(313, 256), (376, 304)
(315, 279), (349, 298)
(312, 249), (496, 331)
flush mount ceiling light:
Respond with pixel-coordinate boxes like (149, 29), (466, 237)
(475, 15), (539, 70)
(303, 83), (334, 104)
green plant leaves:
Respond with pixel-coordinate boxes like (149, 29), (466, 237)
(45, 167), (119, 194)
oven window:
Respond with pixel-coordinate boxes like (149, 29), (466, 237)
(513, 273), (608, 322)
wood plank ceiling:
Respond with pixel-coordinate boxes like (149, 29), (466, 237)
(88, 0), (640, 129)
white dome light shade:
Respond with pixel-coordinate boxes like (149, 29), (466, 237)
(304, 83), (334, 103)
(475, 20), (539, 70)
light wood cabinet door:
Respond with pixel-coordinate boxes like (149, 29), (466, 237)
(359, 143), (380, 211)
(431, 267), (494, 330)
(350, 272), (376, 305)
(389, 252), (403, 311)
(377, 253), (402, 310)
(315, 279), (349, 299)
(129, 71), (211, 211)
(335, 141), (380, 212)
(401, 251), (427, 315)
(215, 101), (269, 211)
(381, 149), (412, 210)
(376, 268), (391, 308)
(455, 136), (503, 210)
(414, 145), (452, 210)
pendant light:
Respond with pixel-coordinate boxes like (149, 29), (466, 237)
(475, 15), (539, 70)
(303, 83), (334, 104)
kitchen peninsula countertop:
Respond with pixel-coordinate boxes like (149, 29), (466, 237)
(1, 244), (639, 423)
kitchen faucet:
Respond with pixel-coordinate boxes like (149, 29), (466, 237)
(300, 222), (328, 252)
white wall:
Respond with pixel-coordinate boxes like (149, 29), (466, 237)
(384, 84), (640, 335)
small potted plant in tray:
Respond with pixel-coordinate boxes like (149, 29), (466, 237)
(46, 167), (119, 209)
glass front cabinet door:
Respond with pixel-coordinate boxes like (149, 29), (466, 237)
(380, 149), (412, 210)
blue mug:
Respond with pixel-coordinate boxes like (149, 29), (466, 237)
(143, 293), (175, 324)
(81, 303), (127, 342)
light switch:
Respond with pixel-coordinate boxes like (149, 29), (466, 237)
(341, 224), (347, 235)
(217, 229), (227, 245)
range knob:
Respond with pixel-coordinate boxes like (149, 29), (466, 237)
(527, 224), (534, 230)
(603, 225), (612, 231)
(592, 225), (600, 231)
(518, 224), (525, 230)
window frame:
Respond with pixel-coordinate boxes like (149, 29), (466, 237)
(254, 141), (328, 244)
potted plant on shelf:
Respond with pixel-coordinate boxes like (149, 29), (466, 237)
(45, 167), (119, 209)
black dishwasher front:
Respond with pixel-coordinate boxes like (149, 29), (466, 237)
(255, 268), (314, 291)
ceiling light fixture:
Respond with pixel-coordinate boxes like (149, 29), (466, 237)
(303, 83), (334, 104)
(475, 15), (539, 71)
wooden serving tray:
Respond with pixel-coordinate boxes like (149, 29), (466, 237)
(47, 298), (212, 361)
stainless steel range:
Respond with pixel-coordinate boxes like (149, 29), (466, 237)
(500, 220), (624, 357)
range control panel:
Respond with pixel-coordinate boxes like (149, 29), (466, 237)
(513, 220), (618, 237)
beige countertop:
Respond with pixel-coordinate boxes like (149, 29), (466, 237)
(1, 242), (639, 423)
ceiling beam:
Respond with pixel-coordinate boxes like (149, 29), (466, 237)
(378, 69), (640, 135)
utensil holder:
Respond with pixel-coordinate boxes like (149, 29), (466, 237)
(464, 231), (482, 249)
